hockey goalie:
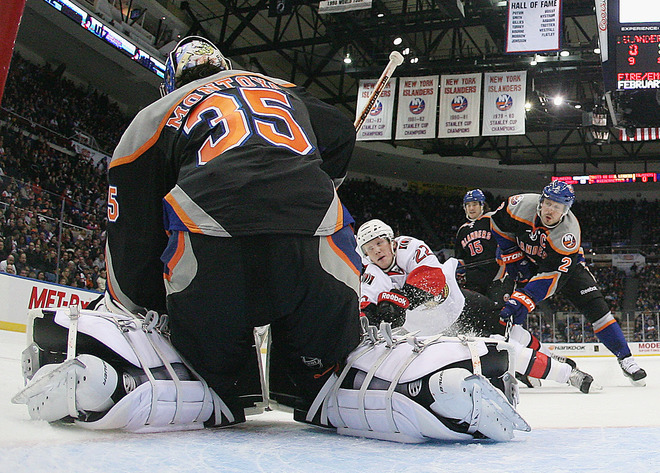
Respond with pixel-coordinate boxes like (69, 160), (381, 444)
(12, 304), (529, 442)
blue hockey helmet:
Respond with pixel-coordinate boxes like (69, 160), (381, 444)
(541, 180), (575, 208)
(539, 180), (575, 220)
(463, 189), (486, 222)
(161, 36), (231, 96)
(463, 189), (486, 206)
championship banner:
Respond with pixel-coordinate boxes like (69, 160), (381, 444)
(482, 71), (527, 136)
(395, 75), (438, 140)
(356, 77), (397, 141)
(506, 0), (561, 53)
(438, 73), (482, 138)
(318, 0), (372, 14)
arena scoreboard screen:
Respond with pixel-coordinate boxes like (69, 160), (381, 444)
(603, 0), (660, 91)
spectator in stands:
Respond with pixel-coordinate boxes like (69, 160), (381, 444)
(0, 253), (15, 272)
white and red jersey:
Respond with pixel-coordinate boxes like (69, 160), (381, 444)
(360, 236), (465, 334)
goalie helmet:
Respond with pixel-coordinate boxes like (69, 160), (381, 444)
(538, 180), (575, 219)
(356, 219), (394, 256)
(162, 36), (232, 96)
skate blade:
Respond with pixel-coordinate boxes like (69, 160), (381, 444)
(630, 378), (647, 387)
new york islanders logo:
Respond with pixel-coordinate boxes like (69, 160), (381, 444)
(562, 233), (578, 250)
(451, 95), (468, 113)
(495, 94), (513, 111)
(369, 100), (383, 116)
(510, 195), (523, 206)
(409, 98), (425, 114)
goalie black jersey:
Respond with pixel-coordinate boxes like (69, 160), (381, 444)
(105, 70), (356, 312)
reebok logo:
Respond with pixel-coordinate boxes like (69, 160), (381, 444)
(378, 291), (410, 308)
(580, 286), (597, 295)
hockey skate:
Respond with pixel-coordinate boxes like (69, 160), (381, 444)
(619, 356), (647, 387)
(568, 367), (598, 394)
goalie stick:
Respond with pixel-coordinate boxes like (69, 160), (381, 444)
(354, 51), (404, 133)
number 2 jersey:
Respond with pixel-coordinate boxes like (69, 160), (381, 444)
(106, 69), (357, 312)
(490, 193), (582, 305)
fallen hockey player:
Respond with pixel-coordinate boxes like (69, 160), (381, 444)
(13, 305), (529, 442)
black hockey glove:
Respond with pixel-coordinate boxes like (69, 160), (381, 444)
(375, 290), (410, 327)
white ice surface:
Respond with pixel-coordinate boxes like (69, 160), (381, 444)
(2, 329), (660, 473)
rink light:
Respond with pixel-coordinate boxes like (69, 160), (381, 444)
(393, 37), (403, 45)
(553, 96), (564, 106)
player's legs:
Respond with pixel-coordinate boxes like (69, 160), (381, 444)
(559, 264), (646, 384)
(267, 227), (362, 410)
(164, 232), (268, 418)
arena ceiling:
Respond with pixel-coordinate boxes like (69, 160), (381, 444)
(12, 0), (660, 190)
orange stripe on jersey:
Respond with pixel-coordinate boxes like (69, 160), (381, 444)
(109, 100), (184, 169)
(506, 199), (535, 227)
(334, 200), (344, 233)
(326, 235), (361, 277)
(163, 193), (202, 233)
(164, 232), (186, 282)
(529, 273), (560, 300)
(594, 318), (617, 333)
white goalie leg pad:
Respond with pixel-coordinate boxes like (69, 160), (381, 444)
(308, 323), (530, 443)
(328, 386), (472, 443)
(14, 354), (117, 422)
(15, 308), (222, 432)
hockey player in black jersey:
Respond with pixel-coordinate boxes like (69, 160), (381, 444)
(492, 180), (647, 386)
(455, 189), (510, 304)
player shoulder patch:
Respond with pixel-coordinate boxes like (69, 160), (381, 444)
(509, 195), (523, 206)
(361, 272), (375, 285)
(561, 232), (578, 250)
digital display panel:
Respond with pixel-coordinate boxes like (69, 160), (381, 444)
(42, 0), (165, 78)
(615, 35), (660, 89)
(552, 172), (659, 185)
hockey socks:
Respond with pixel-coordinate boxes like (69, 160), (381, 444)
(593, 312), (632, 359)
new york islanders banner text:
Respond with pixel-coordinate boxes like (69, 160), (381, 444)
(356, 78), (397, 141)
(395, 75), (439, 140)
(438, 73), (482, 138)
(482, 71), (527, 136)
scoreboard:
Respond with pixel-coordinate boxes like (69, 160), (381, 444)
(604, 0), (660, 91)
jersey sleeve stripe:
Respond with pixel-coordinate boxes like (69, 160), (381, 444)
(164, 231), (186, 282)
(164, 193), (202, 234)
